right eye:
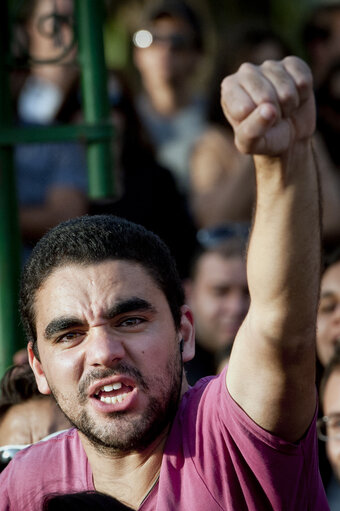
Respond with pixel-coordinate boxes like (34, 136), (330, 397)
(55, 331), (83, 344)
(319, 299), (336, 313)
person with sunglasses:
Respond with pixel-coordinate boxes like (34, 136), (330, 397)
(132, 0), (206, 193)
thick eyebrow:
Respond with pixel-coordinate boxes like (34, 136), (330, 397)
(43, 297), (156, 340)
(44, 317), (84, 340)
(103, 297), (156, 319)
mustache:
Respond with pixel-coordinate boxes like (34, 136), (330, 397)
(78, 362), (149, 399)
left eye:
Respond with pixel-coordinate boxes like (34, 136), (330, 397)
(119, 317), (144, 327)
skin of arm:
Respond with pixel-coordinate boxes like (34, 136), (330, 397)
(221, 57), (321, 443)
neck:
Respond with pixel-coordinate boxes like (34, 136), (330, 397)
(79, 373), (189, 508)
(79, 428), (168, 509)
(143, 78), (191, 116)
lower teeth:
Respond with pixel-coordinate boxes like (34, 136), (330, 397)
(100, 392), (128, 404)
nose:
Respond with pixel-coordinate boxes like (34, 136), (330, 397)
(85, 326), (125, 367)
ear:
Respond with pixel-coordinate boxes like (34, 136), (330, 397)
(27, 342), (51, 395)
(178, 305), (195, 363)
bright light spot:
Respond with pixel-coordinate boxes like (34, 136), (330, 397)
(133, 30), (153, 49)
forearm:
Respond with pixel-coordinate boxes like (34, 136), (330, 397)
(248, 139), (321, 343)
(222, 57), (320, 440)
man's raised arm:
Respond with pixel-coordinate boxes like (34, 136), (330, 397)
(222, 57), (321, 442)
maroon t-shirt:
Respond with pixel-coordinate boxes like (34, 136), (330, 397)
(0, 370), (329, 510)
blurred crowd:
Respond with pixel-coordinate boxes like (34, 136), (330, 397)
(2, 0), (340, 509)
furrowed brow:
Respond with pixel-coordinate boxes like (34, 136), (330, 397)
(105, 297), (156, 319)
(44, 317), (84, 340)
(43, 298), (156, 340)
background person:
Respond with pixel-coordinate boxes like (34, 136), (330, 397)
(317, 248), (340, 369)
(188, 23), (289, 229)
(189, 20), (340, 248)
(132, 0), (207, 193)
(301, 1), (340, 250)
(184, 232), (249, 384)
(89, 69), (198, 279)
(0, 364), (71, 472)
(318, 349), (340, 510)
(14, 0), (88, 262)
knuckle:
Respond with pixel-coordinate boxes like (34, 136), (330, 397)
(279, 87), (298, 106)
(220, 75), (234, 96)
(282, 55), (301, 67)
(261, 59), (280, 69)
(283, 56), (313, 87)
(238, 62), (256, 75)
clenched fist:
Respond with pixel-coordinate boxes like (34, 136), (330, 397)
(221, 56), (315, 156)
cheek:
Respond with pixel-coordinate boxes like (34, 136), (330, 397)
(195, 293), (219, 317)
(42, 350), (83, 388)
(316, 316), (329, 346)
(327, 440), (340, 468)
(139, 49), (162, 70)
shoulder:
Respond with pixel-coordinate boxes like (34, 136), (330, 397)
(0, 428), (92, 510)
(1, 428), (77, 475)
(0, 428), (88, 493)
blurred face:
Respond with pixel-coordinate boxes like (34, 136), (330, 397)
(187, 254), (249, 352)
(0, 397), (70, 446)
(29, 260), (194, 453)
(28, 0), (77, 90)
(322, 370), (340, 481)
(134, 16), (199, 87)
(317, 261), (340, 367)
(308, 8), (340, 87)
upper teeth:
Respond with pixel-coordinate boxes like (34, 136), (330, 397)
(102, 382), (122, 392)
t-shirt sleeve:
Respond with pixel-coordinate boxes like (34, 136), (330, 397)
(181, 370), (329, 510)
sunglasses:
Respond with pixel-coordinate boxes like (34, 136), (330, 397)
(197, 222), (250, 248)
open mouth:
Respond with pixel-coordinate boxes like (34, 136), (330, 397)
(93, 382), (134, 405)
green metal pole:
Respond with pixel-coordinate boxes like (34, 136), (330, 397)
(75, 0), (114, 198)
(0, 0), (24, 377)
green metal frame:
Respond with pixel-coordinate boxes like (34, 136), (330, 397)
(0, 0), (114, 377)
